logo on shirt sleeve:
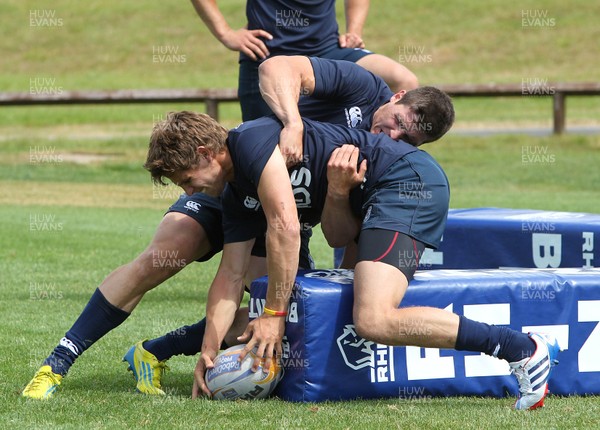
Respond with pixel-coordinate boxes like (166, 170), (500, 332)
(184, 201), (201, 213)
(244, 196), (261, 210)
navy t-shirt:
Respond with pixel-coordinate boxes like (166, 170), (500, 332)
(243, 0), (339, 62)
(222, 116), (418, 243)
(298, 57), (393, 131)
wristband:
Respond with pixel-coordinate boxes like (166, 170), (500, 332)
(263, 307), (287, 317)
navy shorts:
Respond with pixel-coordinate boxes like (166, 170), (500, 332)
(167, 193), (314, 269)
(238, 61), (273, 121)
(360, 151), (450, 249)
(167, 193), (225, 262)
(317, 45), (373, 63)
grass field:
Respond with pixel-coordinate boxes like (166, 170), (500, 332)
(2, 0), (600, 428)
(3, 132), (600, 429)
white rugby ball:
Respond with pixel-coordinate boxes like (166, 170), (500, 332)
(205, 344), (283, 400)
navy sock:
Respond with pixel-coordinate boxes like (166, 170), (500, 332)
(144, 318), (230, 361)
(455, 316), (535, 363)
(44, 288), (130, 375)
(144, 319), (207, 362)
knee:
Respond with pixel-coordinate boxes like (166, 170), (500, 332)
(353, 305), (388, 343)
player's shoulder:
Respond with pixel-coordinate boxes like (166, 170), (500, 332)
(228, 116), (282, 150)
(230, 116), (281, 134)
(309, 56), (365, 77)
(302, 117), (352, 137)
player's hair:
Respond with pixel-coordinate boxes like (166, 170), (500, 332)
(396, 86), (455, 144)
(144, 111), (228, 185)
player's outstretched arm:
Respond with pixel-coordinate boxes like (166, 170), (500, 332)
(237, 146), (300, 371)
(190, 0), (272, 60)
(258, 56), (316, 166)
(322, 145), (365, 247)
(193, 239), (254, 398)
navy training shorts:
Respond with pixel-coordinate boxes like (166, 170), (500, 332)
(359, 150), (450, 250)
(168, 193), (314, 268)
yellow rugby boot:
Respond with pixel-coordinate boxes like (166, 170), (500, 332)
(123, 340), (168, 395)
(22, 365), (62, 399)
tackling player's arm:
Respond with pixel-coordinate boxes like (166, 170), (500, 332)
(237, 145), (300, 371)
(321, 145), (366, 248)
(190, 0), (272, 60)
(258, 56), (316, 165)
(193, 238), (254, 398)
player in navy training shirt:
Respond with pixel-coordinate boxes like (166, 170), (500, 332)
(21, 57), (448, 400)
(220, 116), (444, 249)
(259, 55), (454, 164)
(144, 111), (559, 411)
(133, 57), (453, 385)
(260, 55), (455, 267)
(123, 56), (452, 388)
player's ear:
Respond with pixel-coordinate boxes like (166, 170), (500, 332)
(390, 90), (407, 104)
(196, 146), (212, 161)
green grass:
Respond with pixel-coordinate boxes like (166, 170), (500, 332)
(2, 0), (600, 427)
(427, 133), (600, 212)
(1, 208), (598, 429)
(3, 0), (598, 89)
(2, 132), (599, 428)
(2, 0), (599, 127)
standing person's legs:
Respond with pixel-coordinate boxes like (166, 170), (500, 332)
(356, 54), (418, 92)
(318, 45), (418, 92)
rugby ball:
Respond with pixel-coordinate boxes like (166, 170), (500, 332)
(205, 344), (283, 400)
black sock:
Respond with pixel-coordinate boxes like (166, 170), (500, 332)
(455, 316), (535, 363)
(43, 288), (130, 375)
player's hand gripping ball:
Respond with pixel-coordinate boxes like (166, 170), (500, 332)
(205, 344), (284, 400)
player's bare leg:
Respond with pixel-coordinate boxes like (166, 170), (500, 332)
(100, 212), (211, 312)
(356, 54), (419, 92)
(23, 212), (208, 399)
(352, 260), (458, 347)
(352, 256), (559, 410)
